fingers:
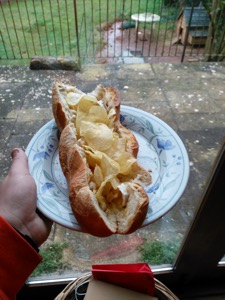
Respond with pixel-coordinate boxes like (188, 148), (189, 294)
(36, 209), (53, 230)
(37, 209), (53, 230)
(35, 210), (53, 246)
(9, 148), (30, 176)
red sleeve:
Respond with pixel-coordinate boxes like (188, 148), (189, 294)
(0, 216), (42, 300)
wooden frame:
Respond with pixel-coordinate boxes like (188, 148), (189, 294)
(155, 139), (225, 298)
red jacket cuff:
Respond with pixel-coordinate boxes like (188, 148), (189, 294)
(0, 216), (42, 300)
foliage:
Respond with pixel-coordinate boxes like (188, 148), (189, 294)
(203, 0), (225, 61)
(32, 242), (69, 277)
(139, 239), (179, 265)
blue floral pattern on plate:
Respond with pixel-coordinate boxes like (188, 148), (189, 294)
(25, 105), (189, 231)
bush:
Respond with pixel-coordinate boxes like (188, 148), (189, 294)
(139, 239), (179, 265)
(32, 242), (69, 276)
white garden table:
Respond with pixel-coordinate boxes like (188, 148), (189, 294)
(131, 13), (160, 42)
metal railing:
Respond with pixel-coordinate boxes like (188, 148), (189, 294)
(0, 0), (224, 64)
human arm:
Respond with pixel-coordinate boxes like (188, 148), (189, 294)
(0, 148), (52, 300)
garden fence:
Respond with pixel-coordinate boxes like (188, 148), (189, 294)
(0, 0), (224, 64)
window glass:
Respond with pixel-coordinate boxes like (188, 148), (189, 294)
(28, 61), (224, 282)
(29, 153), (215, 282)
(1, 0), (224, 284)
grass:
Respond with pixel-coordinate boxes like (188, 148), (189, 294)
(139, 239), (180, 265)
(0, 0), (177, 62)
(31, 241), (69, 277)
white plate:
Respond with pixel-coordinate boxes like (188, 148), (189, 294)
(26, 106), (189, 232)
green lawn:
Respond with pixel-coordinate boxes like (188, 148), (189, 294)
(1, 0), (169, 61)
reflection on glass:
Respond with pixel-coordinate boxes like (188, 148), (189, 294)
(218, 256), (225, 265)
(30, 212), (184, 280)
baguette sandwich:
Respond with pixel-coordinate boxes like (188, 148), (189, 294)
(52, 81), (152, 237)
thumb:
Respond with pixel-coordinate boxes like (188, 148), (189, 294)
(9, 148), (30, 176)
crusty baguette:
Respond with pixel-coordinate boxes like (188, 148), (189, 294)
(52, 81), (152, 237)
(52, 82), (139, 157)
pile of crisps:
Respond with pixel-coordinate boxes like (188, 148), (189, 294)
(66, 91), (136, 207)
